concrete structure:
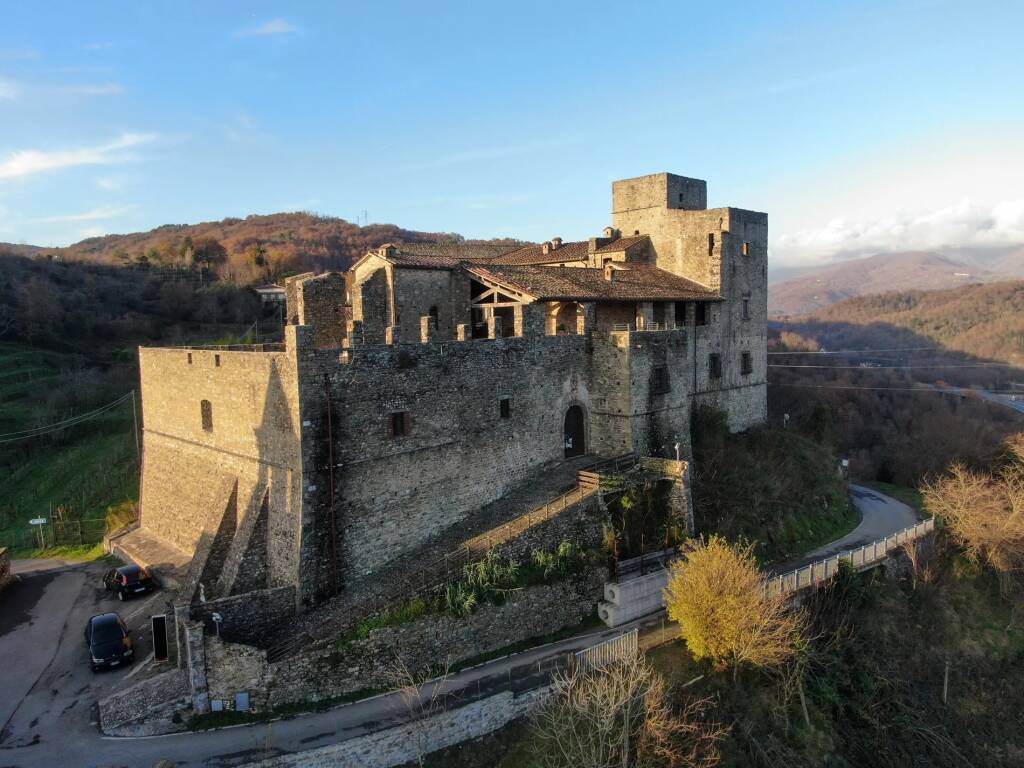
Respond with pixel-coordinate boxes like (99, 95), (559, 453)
(127, 172), (768, 621)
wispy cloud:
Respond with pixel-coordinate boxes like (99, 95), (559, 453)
(85, 42), (113, 51)
(235, 18), (298, 37)
(775, 198), (1024, 265)
(37, 204), (136, 223)
(0, 48), (39, 61)
(58, 82), (124, 96)
(95, 175), (128, 192)
(0, 132), (159, 180)
(0, 77), (21, 100)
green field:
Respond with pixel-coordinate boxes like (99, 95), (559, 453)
(0, 343), (139, 556)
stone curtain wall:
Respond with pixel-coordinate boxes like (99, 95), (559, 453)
(197, 570), (603, 713)
(310, 334), (599, 583)
(240, 686), (552, 768)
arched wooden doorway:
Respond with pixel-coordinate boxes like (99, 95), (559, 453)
(564, 405), (585, 458)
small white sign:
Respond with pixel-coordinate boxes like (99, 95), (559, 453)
(29, 517), (47, 525)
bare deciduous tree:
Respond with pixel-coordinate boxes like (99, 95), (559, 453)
(922, 433), (1024, 585)
(386, 654), (452, 768)
(532, 651), (725, 768)
(664, 536), (804, 679)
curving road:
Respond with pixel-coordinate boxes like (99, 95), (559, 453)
(0, 484), (921, 768)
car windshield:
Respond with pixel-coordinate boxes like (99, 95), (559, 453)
(120, 568), (140, 583)
(93, 622), (123, 644)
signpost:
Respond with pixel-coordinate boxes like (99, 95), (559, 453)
(29, 518), (47, 549)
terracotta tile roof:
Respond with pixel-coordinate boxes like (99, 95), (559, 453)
(381, 243), (516, 269)
(467, 264), (719, 302)
(593, 235), (648, 254)
(492, 241), (590, 265)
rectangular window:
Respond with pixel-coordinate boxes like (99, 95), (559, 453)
(214, 354), (221, 368)
(652, 366), (670, 394)
(742, 241), (751, 256)
(708, 233), (715, 256)
(674, 301), (686, 325)
(390, 411), (409, 437)
(200, 400), (213, 432)
(741, 351), (753, 376)
(695, 302), (708, 326)
(499, 398), (511, 419)
(709, 353), (722, 380)
(187, 353), (193, 365)
(742, 299), (750, 321)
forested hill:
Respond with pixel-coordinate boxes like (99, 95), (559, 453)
(0, 212), (519, 285)
(774, 280), (1024, 367)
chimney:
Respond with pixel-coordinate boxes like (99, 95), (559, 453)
(551, 237), (562, 250)
(541, 241), (552, 255)
(604, 263), (614, 282)
(603, 226), (617, 239)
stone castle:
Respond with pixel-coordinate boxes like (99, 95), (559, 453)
(131, 172), (767, 619)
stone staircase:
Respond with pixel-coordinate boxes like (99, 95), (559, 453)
(267, 454), (622, 662)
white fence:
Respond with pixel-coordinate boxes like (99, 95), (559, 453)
(599, 518), (936, 627)
(574, 629), (639, 671)
(765, 518), (936, 597)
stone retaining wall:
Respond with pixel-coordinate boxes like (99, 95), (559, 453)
(98, 668), (190, 736)
(240, 685), (552, 768)
(198, 569), (604, 714)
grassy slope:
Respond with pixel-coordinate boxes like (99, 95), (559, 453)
(0, 343), (139, 555)
(692, 409), (859, 564)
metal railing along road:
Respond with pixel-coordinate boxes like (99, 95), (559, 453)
(765, 518), (936, 597)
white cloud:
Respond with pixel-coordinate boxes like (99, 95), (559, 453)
(78, 226), (108, 238)
(236, 18), (298, 37)
(0, 77), (21, 100)
(85, 42), (113, 51)
(58, 82), (124, 96)
(0, 132), (158, 181)
(774, 198), (1024, 266)
(37, 204), (136, 223)
(94, 175), (127, 191)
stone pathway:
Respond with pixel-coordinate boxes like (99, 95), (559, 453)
(268, 455), (596, 659)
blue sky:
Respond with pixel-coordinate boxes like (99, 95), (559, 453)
(1, 0), (1022, 266)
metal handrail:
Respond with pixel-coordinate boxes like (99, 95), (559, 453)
(765, 518), (936, 597)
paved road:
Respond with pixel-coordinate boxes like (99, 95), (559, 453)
(772, 483), (920, 574)
(0, 484), (921, 768)
(0, 559), (172, 767)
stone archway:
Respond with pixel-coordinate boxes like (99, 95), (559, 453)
(564, 405), (586, 458)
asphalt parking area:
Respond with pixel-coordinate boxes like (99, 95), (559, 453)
(0, 558), (175, 754)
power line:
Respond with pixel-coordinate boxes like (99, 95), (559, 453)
(767, 347), (946, 356)
(769, 382), (1023, 395)
(769, 363), (1018, 370)
(0, 392), (133, 443)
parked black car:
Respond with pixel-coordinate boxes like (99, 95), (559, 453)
(102, 564), (157, 600)
(85, 613), (134, 672)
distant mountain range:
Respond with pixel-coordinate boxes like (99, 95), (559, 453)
(769, 248), (1024, 316)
